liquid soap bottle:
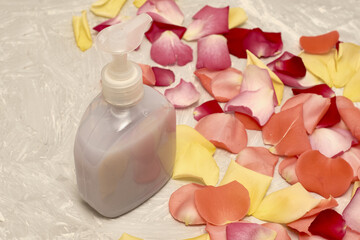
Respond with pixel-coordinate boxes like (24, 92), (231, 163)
(74, 14), (176, 218)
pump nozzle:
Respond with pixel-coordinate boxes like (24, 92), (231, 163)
(96, 14), (153, 106)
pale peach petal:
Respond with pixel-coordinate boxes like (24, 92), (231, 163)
(164, 79), (200, 108)
(343, 188), (360, 233)
(262, 222), (291, 240)
(137, 0), (184, 25)
(205, 223), (227, 240)
(278, 157), (298, 185)
(228, 7), (247, 29)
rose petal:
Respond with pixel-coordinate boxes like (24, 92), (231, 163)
(304, 196), (339, 218)
(133, 0), (146, 8)
(194, 68), (218, 95)
(169, 183), (206, 225)
(300, 30), (339, 54)
(223, 28), (250, 58)
(183, 233), (210, 240)
(72, 11), (92, 52)
(224, 88), (275, 126)
(184, 6), (229, 41)
(278, 157), (298, 185)
(93, 15), (123, 32)
(353, 181), (360, 197)
(137, 0), (184, 25)
(205, 223), (227, 240)
(220, 160), (272, 215)
(235, 147), (279, 177)
(298, 233), (327, 240)
(308, 209), (346, 240)
(193, 100), (224, 121)
(309, 127), (353, 158)
(228, 7), (247, 29)
(281, 93), (331, 134)
(196, 34), (231, 71)
(317, 97), (341, 128)
(292, 84), (335, 98)
(119, 233), (143, 240)
(194, 181), (250, 225)
(234, 113), (262, 131)
(344, 228), (360, 240)
(252, 182), (321, 224)
(164, 79), (199, 108)
(262, 223), (291, 240)
(90, 0), (126, 18)
(336, 96), (360, 141)
(145, 21), (187, 43)
(195, 113), (247, 154)
(139, 63), (156, 86)
(343, 188), (360, 233)
(296, 150), (353, 198)
(151, 31), (193, 66)
(226, 222), (277, 240)
(262, 104), (311, 156)
(152, 67), (175, 86)
(343, 68), (360, 102)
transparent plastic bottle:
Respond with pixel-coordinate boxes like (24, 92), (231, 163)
(73, 14), (176, 218)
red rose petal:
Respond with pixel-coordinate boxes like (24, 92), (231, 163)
(292, 84), (335, 98)
(137, 0), (184, 25)
(139, 63), (156, 86)
(235, 147), (279, 177)
(234, 112), (262, 131)
(300, 30), (340, 54)
(278, 157), (298, 185)
(308, 209), (346, 240)
(195, 113), (247, 154)
(226, 222), (276, 240)
(168, 183), (206, 225)
(272, 52), (306, 78)
(317, 97), (341, 128)
(223, 28), (250, 58)
(193, 100), (224, 121)
(164, 79), (200, 108)
(93, 15), (122, 32)
(343, 188), (360, 233)
(152, 66), (175, 86)
(150, 30), (193, 66)
(196, 34), (231, 71)
(145, 21), (186, 43)
(262, 222), (291, 240)
(296, 150), (353, 198)
(183, 5), (229, 41)
(194, 181), (250, 225)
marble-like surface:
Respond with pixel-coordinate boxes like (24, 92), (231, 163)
(0, 0), (359, 239)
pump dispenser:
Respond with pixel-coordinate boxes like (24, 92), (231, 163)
(74, 14), (176, 218)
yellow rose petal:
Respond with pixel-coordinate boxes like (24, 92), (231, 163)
(228, 7), (247, 29)
(220, 160), (272, 215)
(353, 181), (360, 197)
(184, 233), (210, 240)
(173, 142), (219, 186)
(133, 0), (146, 8)
(246, 50), (284, 105)
(177, 125), (216, 155)
(119, 233), (143, 240)
(343, 70), (360, 102)
(253, 182), (320, 224)
(91, 0), (127, 18)
(72, 11), (92, 52)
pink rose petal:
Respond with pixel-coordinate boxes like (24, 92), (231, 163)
(168, 183), (206, 225)
(195, 113), (247, 154)
(152, 66), (175, 86)
(205, 223), (227, 240)
(137, 0), (184, 25)
(196, 34), (231, 71)
(224, 28), (283, 59)
(164, 79), (200, 108)
(226, 222), (277, 240)
(262, 222), (291, 240)
(183, 5), (229, 41)
(278, 157), (299, 185)
(145, 21), (186, 43)
(151, 30), (193, 66)
(224, 88), (275, 126)
(292, 84), (335, 98)
(343, 188), (360, 233)
(309, 127), (354, 158)
(317, 97), (341, 128)
(308, 209), (346, 240)
(139, 63), (156, 86)
(298, 233), (327, 240)
(344, 228), (360, 240)
(93, 15), (122, 32)
(193, 100), (224, 121)
(235, 147), (279, 177)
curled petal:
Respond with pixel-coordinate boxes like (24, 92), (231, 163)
(196, 35), (231, 71)
(296, 150), (353, 198)
(145, 21), (187, 43)
(164, 79), (199, 108)
(300, 30), (339, 54)
(308, 209), (346, 240)
(139, 63), (156, 86)
(151, 31), (193, 66)
(152, 67), (175, 86)
(184, 6), (229, 41)
(169, 183), (206, 225)
(195, 113), (247, 154)
(90, 0), (126, 18)
(119, 233), (143, 240)
(205, 223), (227, 240)
(194, 181), (250, 225)
(220, 160), (273, 215)
(262, 223), (291, 240)
(317, 97), (341, 128)
(228, 7), (247, 29)
(93, 15), (123, 32)
(252, 182), (320, 224)
(343, 188), (360, 233)
(193, 100), (224, 121)
(72, 11), (92, 52)
(235, 147), (279, 177)
(137, 0), (184, 25)
(226, 222), (277, 240)
(235, 113), (262, 131)
(224, 88), (275, 126)
(292, 84), (335, 98)
(309, 127), (353, 158)
(183, 234), (210, 240)
(336, 96), (360, 141)
(278, 157), (298, 185)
